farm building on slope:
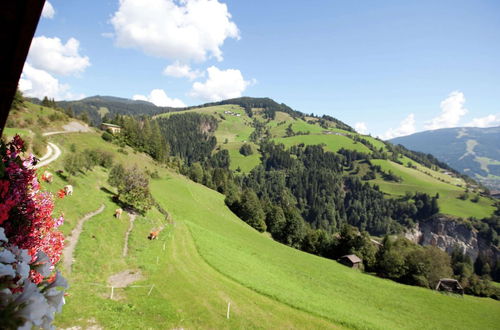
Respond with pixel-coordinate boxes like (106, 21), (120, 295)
(435, 278), (464, 295)
(338, 254), (362, 269)
(101, 123), (121, 134)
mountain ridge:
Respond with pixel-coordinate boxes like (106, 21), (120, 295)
(391, 126), (500, 190)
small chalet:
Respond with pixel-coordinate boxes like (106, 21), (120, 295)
(338, 254), (362, 269)
(435, 278), (464, 295)
(101, 123), (121, 134)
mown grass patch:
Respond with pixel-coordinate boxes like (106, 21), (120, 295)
(274, 134), (371, 153)
(151, 174), (500, 330)
(222, 141), (261, 173)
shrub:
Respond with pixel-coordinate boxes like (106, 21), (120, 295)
(108, 165), (154, 213)
(102, 131), (113, 142)
(37, 116), (48, 127)
(239, 143), (253, 156)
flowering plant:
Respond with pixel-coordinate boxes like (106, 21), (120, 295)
(0, 135), (67, 329)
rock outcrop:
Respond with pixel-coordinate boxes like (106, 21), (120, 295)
(405, 215), (498, 262)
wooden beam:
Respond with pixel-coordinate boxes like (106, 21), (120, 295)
(0, 1), (46, 135)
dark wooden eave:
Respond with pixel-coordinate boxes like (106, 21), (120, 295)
(0, 1), (46, 136)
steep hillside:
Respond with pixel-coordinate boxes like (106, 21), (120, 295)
(391, 126), (500, 190)
(2, 102), (499, 328)
(156, 102), (495, 220)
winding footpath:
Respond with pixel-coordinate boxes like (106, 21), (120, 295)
(62, 205), (105, 274)
(34, 142), (62, 169)
(34, 121), (92, 169)
(122, 213), (137, 257)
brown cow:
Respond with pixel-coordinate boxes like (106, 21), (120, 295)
(114, 208), (123, 219)
(148, 230), (160, 240)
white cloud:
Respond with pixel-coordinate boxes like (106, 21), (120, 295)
(27, 36), (90, 76)
(354, 122), (368, 135)
(132, 89), (186, 107)
(380, 114), (416, 140)
(110, 0), (239, 62)
(42, 1), (55, 19)
(163, 61), (203, 80)
(465, 114), (500, 128)
(19, 63), (83, 101)
(425, 91), (468, 130)
(190, 66), (252, 101)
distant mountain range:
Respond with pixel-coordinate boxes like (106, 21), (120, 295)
(391, 126), (500, 190)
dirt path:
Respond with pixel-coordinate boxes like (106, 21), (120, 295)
(122, 213), (136, 257)
(62, 205), (105, 274)
(35, 121), (92, 168)
(107, 269), (143, 288)
(34, 142), (61, 168)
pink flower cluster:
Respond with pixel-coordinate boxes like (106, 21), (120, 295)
(0, 135), (65, 283)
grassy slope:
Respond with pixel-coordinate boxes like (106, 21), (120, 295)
(21, 128), (333, 329)
(151, 174), (500, 330)
(3, 111), (498, 328)
(274, 134), (371, 153)
(371, 159), (494, 219)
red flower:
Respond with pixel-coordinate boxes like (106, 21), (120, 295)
(0, 135), (65, 282)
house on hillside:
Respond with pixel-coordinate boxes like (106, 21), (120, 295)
(435, 278), (464, 295)
(101, 123), (121, 134)
(338, 254), (362, 269)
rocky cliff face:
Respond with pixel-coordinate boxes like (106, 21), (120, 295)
(405, 215), (498, 261)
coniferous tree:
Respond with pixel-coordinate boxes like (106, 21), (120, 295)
(239, 189), (267, 232)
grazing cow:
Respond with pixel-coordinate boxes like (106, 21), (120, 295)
(148, 230), (160, 240)
(42, 171), (53, 183)
(114, 208), (123, 219)
(64, 185), (73, 196)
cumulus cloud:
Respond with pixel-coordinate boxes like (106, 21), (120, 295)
(27, 36), (90, 76)
(111, 0), (239, 62)
(425, 91), (468, 130)
(42, 1), (55, 19)
(190, 66), (252, 101)
(465, 114), (500, 128)
(380, 114), (416, 140)
(133, 89), (186, 107)
(163, 61), (203, 80)
(354, 122), (369, 135)
(19, 63), (82, 100)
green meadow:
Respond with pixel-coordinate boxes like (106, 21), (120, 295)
(151, 173), (500, 330)
(371, 159), (495, 219)
(274, 134), (372, 153)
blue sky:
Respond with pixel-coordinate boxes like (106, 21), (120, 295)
(21, 0), (500, 139)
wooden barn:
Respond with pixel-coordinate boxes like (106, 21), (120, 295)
(338, 254), (362, 269)
(435, 278), (464, 295)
